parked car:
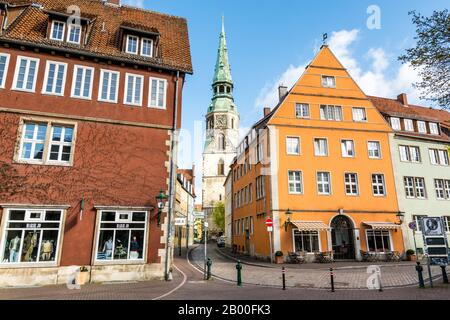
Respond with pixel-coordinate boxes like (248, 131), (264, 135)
(217, 236), (225, 248)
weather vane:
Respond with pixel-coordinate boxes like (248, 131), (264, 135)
(322, 33), (328, 45)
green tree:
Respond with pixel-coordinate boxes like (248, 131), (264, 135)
(399, 9), (450, 108)
(212, 202), (225, 232)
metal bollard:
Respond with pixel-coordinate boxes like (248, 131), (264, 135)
(441, 265), (449, 284)
(416, 262), (425, 288)
(236, 260), (242, 286)
(282, 267), (286, 290)
(206, 258), (212, 280)
(377, 269), (383, 292)
(330, 268), (335, 292)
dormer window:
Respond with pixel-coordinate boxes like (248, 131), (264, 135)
(141, 38), (153, 57)
(404, 119), (414, 132)
(50, 20), (65, 41)
(67, 23), (81, 44)
(417, 121), (427, 134)
(126, 35), (139, 55)
(429, 122), (439, 135)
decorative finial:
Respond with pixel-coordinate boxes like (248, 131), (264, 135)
(221, 15), (225, 34)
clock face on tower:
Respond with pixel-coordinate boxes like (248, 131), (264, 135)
(215, 115), (228, 129)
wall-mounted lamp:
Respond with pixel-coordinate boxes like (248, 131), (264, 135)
(396, 211), (405, 225)
(155, 190), (168, 227)
(284, 208), (293, 232)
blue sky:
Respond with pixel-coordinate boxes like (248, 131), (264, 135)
(123, 0), (447, 201)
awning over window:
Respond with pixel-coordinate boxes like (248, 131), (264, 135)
(363, 222), (400, 230)
(291, 221), (330, 231)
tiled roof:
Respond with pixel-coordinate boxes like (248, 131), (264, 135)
(369, 95), (450, 143)
(369, 95), (450, 123)
(0, 0), (193, 73)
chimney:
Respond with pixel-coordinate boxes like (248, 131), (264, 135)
(397, 93), (408, 106)
(278, 85), (288, 102)
(264, 107), (271, 117)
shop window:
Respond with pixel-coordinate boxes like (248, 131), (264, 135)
(366, 230), (391, 252)
(0, 209), (64, 265)
(95, 211), (147, 262)
(293, 230), (319, 253)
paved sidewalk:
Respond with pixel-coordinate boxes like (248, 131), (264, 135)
(192, 244), (443, 289)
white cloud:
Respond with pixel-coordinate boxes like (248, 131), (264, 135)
(121, 0), (144, 8)
(254, 29), (422, 110)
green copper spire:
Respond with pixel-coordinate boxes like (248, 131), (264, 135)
(213, 16), (233, 84)
(207, 17), (237, 115)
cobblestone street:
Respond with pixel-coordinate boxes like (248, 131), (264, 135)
(191, 244), (443, 289)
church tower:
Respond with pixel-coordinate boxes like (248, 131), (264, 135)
(202, 18), (239, 231)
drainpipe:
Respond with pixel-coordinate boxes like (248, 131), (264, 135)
(164, 71), (180, 281)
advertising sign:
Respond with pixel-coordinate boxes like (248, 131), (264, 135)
(420, 217), (449, 266)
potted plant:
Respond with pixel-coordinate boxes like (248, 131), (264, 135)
(274, 251), (284, 264)
(76, 266), (89, 285)
(406, 249), (416, 262)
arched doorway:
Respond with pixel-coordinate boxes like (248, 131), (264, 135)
(331, 215), (355, 260)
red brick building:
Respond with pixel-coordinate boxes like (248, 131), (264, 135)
(0, 0), (192, 286)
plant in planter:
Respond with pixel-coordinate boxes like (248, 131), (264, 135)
(406, 249), (416, 262)
(76, 266), (90, 285)
(274, 251), (284, 264)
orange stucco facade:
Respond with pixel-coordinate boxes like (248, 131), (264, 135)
(231, 46), (405, 261)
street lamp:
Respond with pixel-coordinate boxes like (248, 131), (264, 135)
(155, 190), (168, 227)
(396, 211), (405, 225)
(284, 208), (293, 232)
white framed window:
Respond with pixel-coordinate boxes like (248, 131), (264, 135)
(141, 38), (153, 57)
(295, 103), (310, 118)
(293, 230), (320, 253)
(368, 141), (381, 159)
(288, 170), (303, 194)
(429, 149), (449, 166)
(320, 105), (342, 121)
(99, 69), (120, 103)
(435, 179), (450, 200)
(42, 61), (67, 96)
(390, 117), (401, 130)
(19, 122), (47, 162)
(352, 107), (367, 122)
(149, 77), (167, 109)
(0, 208), (64, 265)
(341, 140), (355, 158)
(50, 20), (65, 41)
(0, 53), (10, 89)
(71, 65), (94, 100)
(429, 122), (439, 135)
(314, 138), (328, 156)
(47, 125), (74, 163)
(404, 177), (426, 199)
(12, 56), (40, 92)
(250, 216), (254, 235)
(95, 211), (147, 262)
(17, 120), (76, 166)
(321, 75), (336, 88)
(124, 73), (144, 106)
(286, 136), (300, 155)
(126, 35), (139, 54)
(345, 173), (359, 195)
(366, 230), (392, 253)
(399, 145), (421, 163)
(257, 142), (264, 162)
(372, 174), (386, 196)
(443, 216), (450, 232)
(435, 179), (445, 200)
(404, 119), (414, 132)
(317, 171), (331, 195)
(67, 23), (81, 44)
(417, 121), (427, 134)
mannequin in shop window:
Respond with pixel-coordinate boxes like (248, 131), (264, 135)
(9, 235), (20, 262)
(130, 236), (141, 260)
(102, 237), (113, 259)
(23, 232), (38, 262)
(40, 240), (54, 261)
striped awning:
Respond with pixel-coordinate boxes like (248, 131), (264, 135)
(363, 222), (400, 230)
(291, 221), (330, 231)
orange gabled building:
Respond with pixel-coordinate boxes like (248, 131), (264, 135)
(230, 45), (405, 261)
